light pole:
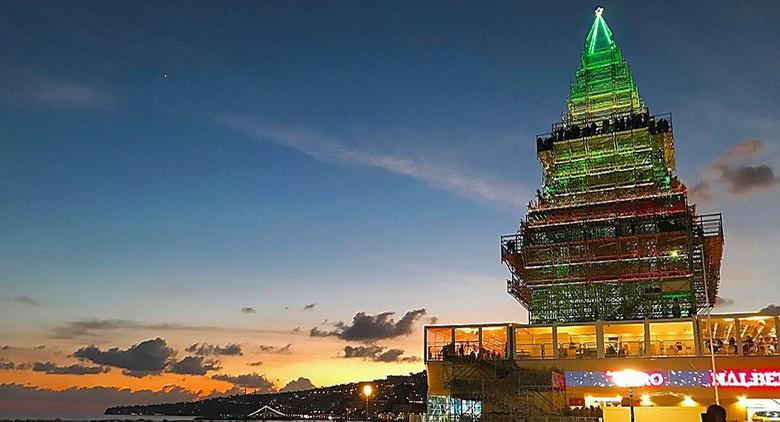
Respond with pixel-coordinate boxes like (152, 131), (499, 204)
(362, 384), (373, 422)
(611, 369), (647, 422)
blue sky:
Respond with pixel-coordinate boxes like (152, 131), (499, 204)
(0, 0), (779, 415)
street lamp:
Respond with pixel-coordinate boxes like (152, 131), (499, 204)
(362, 384), (373, 422)
(610, 370), (647, 422)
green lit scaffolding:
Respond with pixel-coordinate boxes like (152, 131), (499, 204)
(501, 8), (724, 324)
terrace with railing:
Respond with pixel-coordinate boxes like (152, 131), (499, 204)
(536, 112), (672, 153)
(424, 313), (778, 362)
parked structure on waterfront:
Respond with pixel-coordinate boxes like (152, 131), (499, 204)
(425, 8), (780, 422)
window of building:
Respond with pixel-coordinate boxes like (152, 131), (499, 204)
(515, 326), (554, 359)
(603, 323), (645, 357)
(425, 327), (452, 361)
(699, 317), (738, 356)
(739, 316), (777, 356)
(453, 327), (479, 359)
(481, 326), (508, 359)
(557, 324), (597, 358)
(648, 321), (695, 356)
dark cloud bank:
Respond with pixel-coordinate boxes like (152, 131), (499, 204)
(186, 342), (243, 356)
(342, 345), (419, 363)
(310, 309), (426, 342)
(690, 140), (779, 204)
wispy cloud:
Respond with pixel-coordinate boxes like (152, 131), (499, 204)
(29, 80), (114, 110)
(12, 295), (40, 306)
(217, 116), (526, 207)
(50, 318), (290, 339)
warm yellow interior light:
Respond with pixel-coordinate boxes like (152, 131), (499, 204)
(737, 396), (748, 408)
(640, 394), (652, 406)
(362, 384), (373, 397)
(682, 396), (696, 407)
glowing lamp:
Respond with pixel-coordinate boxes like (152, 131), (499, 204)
(682, 396), (696, 407)
(362, 384), (373, 397)
(611, 369), (650, 387)
(737, 396), (748, 408)
(640, 394), (652, 406)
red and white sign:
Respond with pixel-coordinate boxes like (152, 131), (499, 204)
(712, 370), (780, 388)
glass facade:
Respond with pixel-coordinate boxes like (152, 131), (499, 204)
(424, 315), (778, 363)
(739, 315), (777, 356)
(603, 322), (645, 357)
(648, 321), (695, 356)
(515, 326), (554, 359)
(557, 325), (598, 359)
(427, 395), (482, 422)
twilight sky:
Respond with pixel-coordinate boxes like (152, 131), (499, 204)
(1, 0), (779, 417)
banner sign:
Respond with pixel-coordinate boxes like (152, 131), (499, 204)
(566, 369), (780, 389)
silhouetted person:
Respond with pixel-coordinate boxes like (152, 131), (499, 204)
(702, 404), (726, 422)
(729, 337), (737, 354)
(672, 298), (681, 318)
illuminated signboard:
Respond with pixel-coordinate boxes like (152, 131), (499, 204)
(566, 370), (780, 388)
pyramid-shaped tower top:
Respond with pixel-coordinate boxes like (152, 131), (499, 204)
(567, 7), (643, 122)
(585, 7), (616, 58)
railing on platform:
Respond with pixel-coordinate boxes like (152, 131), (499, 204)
(536, 112), (672, 153)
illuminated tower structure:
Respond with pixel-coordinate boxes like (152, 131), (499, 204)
(501, 8), (724, 324)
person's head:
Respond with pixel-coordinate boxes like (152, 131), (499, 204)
(706, 404), (726, 422)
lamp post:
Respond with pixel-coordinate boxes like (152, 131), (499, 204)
(611, 369), (647, 422)
(362, 384), (373, 422)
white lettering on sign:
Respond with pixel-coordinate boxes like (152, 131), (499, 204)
(712, 371), (780, 388)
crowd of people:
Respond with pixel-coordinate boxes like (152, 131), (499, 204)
(566, 405), (603, 418)
(537, 111), (671, 151)
(427, 342), (507, 361)
(705, 334), (777, 356)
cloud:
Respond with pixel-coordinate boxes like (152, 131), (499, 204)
(292, 326), (301, 333)
(50, 318), (287, 339)
(256, 343), (292, 354)
(12, 295), (39, 306)
(218, 116), (526, 207)
(30, 80), (114, 110)
(168, 356), (221, 376)
(280, 377), (316, 392)
(200, 386), (246, 399)
(688, 181), (714, 205)
(341, 345), (420, 363)
(31, 361), (108, 375)
(0, 359), (15, 370)
(343, 345), (384, 359)
(311, 309), (426, 342)
(247, 360), (263, 367)
(760, 304), (780, 315)
(720, 165), (778, 194)
(1, 345), (9, 351)
(715, 297), (735, 307)
(185, 343), (243, 356)
(691, 140), (779, 204)
(241, 307), (256, 314)
(73, 338), (175, 377)
(303, 303), (317, 310)
(427, 316), (439, 324)
(211, 373), (276, 392)
(33, 344), (46, 350)
(0, 383), (197, 418)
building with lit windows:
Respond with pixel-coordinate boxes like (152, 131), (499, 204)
(424, 8), (780, 422)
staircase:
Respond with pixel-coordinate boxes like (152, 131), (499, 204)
(443, 359), (566, 421)
(691, 213), (723, 310)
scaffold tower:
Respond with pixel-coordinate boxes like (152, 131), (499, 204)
(501, 8), (724, 324)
